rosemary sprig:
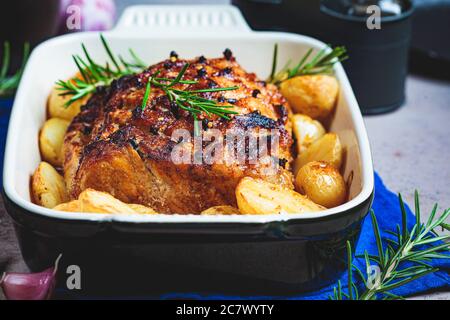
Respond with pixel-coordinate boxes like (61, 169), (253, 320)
(268, 44), (347, 85)
(56, 35), (147, 107)
(331, 191), (450, 300)
(142, 63), (239, 135)
(0, 42), (30, 97)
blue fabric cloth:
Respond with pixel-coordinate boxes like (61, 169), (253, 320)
(0, 97), (14, 188)
(160, 173), (450, 300)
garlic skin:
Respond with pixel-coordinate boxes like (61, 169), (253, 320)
(0, 254), (61, 300)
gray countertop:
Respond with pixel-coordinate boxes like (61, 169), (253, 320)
(365, 75), (450, 216)
(0, 1), (448, 300)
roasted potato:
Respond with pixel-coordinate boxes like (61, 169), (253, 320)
(294, 133), (343, 175)
(78, 189), (138, 214)
(31, 161), (68, 208)
(280, 75), (339, 119)
(53, 200), (81, 212)
(128, 203), (157, 214)
(47, 76), (91, 121)
(39, 118), (70, 166)
(201, 206), (240, 215)
(53, 193), (157, 214)
(236, 177), (325, 214)
(292, 114), (326, 154)
(295, 161), (346, 208)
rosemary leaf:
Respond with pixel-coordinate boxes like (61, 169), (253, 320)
(268, 43), (278, 83)
(0, 42), (10, 79)
(100, 34), (121, 72)
(56, 35), (147, 107)
(268, 44), (347, 85)
(0, 42), (30, 97)
(141, 80), (151, 110)
(399, 193), (409, 239)
(142, 63), (238, 133)
(347, 241), (354, 300)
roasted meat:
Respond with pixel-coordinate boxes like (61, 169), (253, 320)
(63, 51), (294, 213)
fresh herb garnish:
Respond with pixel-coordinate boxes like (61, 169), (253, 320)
(0, 42), (30, 97)
(141, 79), (152, 110)
(268, 44), (347, 85)
(142, 63), (239, 135)
(56, 35), (146, 107)
(331, 191), (449, 300)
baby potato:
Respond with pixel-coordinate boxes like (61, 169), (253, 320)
(201, 206), (240, 215)
(294, 133), (343, 175)
(236, 177), (325, 214)
(31, 162), (68, 208)
(292, 114), (326, 154)
(47, 79), (91, 121)
(39, 118), (70, 167)
(280, 75), (339, 119)
(295, 161), (346, 208)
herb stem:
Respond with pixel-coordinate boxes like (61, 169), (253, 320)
(57, 35), (147, 107)
(0, 42), (30, 97)
(268, 44), (347, 85)
(142, 63), (239, 134)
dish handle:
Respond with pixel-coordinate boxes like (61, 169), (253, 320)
(113, 5), (252, 35)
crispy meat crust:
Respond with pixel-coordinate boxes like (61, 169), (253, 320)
(63, 52), (294, 213)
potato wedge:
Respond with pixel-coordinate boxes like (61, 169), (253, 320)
(201, 205), (240, 215)
(53, 200), (81, 212)
(39, 118), (70, 166)
(31, 162), (68, 208)
(52, 196), (157, 214)
(280, 75), (339, 119)
(78, 189), (137, 214)
(236, 177), (325, 214)
(128, 203), (158, 214)
(294, 133), (343, 175)
(47, 76), (91, 121)
(295, 161), (346, 208)
(292, 114), (326, 154)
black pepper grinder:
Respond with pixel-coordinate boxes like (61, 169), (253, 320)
(320, 0), (414, 114)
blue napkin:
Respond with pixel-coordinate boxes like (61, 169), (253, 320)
(160, 173), (450, 300)
(0, 97), (14, 188)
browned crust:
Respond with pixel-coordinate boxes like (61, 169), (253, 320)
(63, 52), (294, 213)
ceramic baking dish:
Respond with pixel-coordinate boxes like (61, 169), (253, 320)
(2, 5), (374, 296)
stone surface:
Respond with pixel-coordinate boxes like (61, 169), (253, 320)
(364, 75), (450, 217)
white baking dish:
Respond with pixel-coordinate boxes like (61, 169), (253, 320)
(3, 5), (373, 223)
